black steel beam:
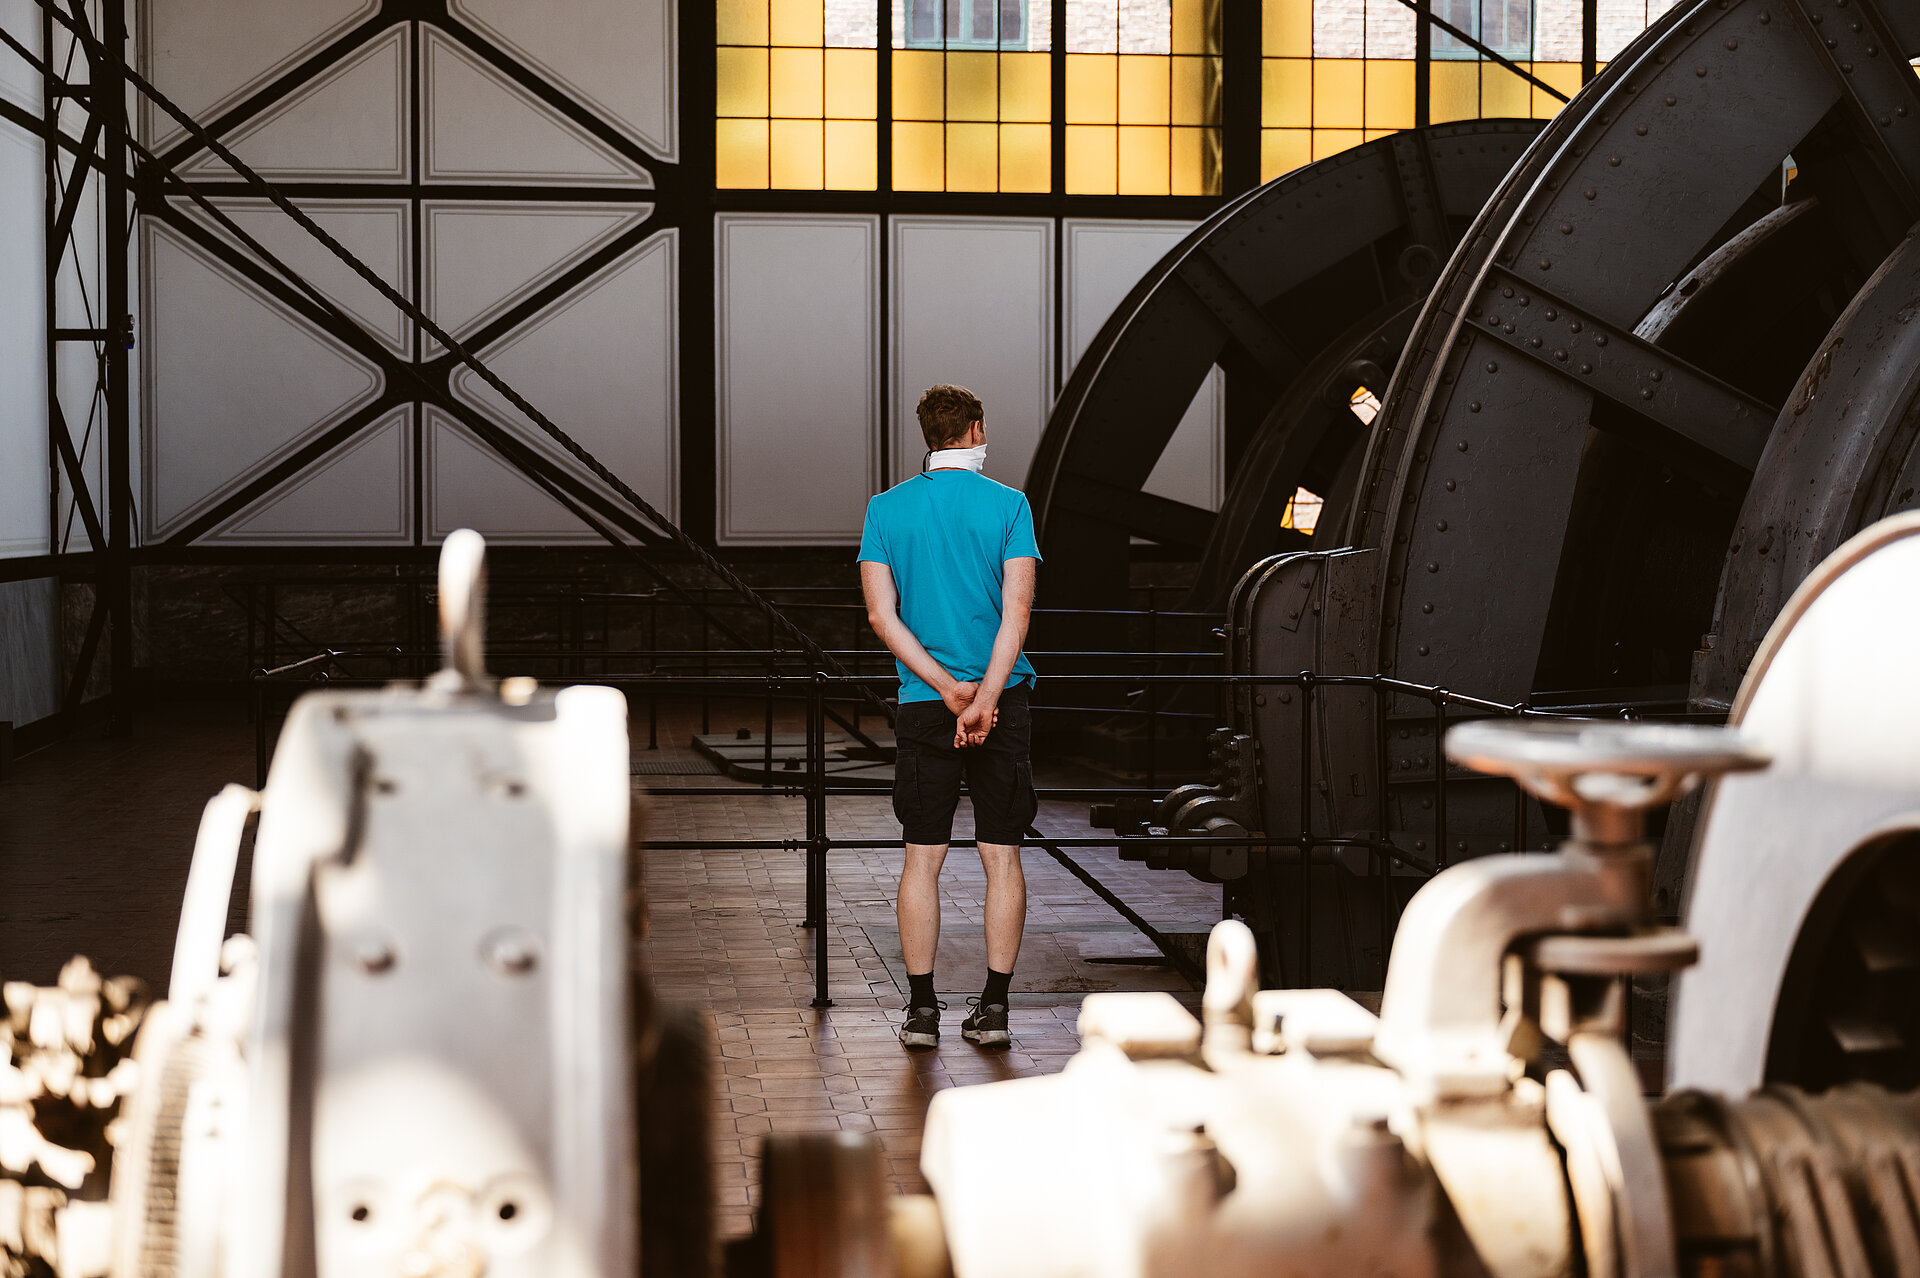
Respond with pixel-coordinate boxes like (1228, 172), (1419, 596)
(48, 109), (101, 252)
(1175, 250), (1306, 390)
(91, 0), (133, 734)
(1387, 130), (1449, 256)
(1582, 0), (1598, 83)
(1414, 0), (1432, 129)
(49, 401), (104, 554)
(1221, 0), (1261, 198)
(0, 552), (95, 584)
(1474, 266), (1777, 471)
(1784, 0), (1920, 212)
(1053, 473), (1217, 551)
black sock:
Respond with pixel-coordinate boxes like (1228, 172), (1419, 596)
(908, 972), (937, 1010)
(981, 968), (1012, 1008)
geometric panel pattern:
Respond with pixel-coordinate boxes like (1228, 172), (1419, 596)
(175, 24), (409, 182)
(139, 220), (384, 539)
(421, 27), (653, 187)
(422, 404), (592, 543)
(137, 1), (675, 546)
(717, 213), (880, 546)
(447, 0), (676, 161)
(177, 197), (414, 356)
(889, 215), (1054, 488)
(206, 404), (412, 544)
(137, 0), (380, 150)
(450, 230), (679, 535)
(421, 201), (651, 358)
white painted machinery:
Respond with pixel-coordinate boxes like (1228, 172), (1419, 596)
(2, 531), (705, 1278)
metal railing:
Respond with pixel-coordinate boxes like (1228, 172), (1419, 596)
(244, 654), (1667, 1006)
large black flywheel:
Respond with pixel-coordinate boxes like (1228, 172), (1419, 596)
(1024, 120), (1546, 611)
(1318, 0), (1920, 880)
(1354, 0), (1920, 720)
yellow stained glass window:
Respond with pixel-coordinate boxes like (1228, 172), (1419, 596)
(1064, 0), (1221, 196)
(891, 3), (1053, 194)
(718, 0), (879, 190)
(1259, 0), (1661, 183)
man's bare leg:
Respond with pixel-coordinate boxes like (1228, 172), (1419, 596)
(960, 842), (1024, 1047)
(977, 842), (1026, 972)
(898, 842), (949, 1048)
(900, 841), (949, 973)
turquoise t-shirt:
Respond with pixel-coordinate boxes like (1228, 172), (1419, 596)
(857, 470), (1042, 704)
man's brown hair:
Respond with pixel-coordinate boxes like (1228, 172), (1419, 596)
(916, 384), (983, 451)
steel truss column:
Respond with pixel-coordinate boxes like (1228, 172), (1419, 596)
(100, 0), (131, 734)
(26, 0), (126, 724)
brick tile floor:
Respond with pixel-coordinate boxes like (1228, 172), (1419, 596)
(635, 697), (1223, 1239)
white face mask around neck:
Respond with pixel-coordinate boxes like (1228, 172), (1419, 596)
(925, 444), (987, 473)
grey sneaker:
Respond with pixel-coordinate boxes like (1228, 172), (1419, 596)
(961, 998), (1010, 1048)
(900, 1003), (942, 1049)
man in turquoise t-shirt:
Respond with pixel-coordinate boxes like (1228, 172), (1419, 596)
(859, 384), (1040, 1051)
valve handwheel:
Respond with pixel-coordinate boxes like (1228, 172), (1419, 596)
(1445, 719), (1770, 846)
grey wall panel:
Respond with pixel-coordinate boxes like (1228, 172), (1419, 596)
(0, 578), (60, 731)
(139, 220), (383, 539)
(177, 197), (413, 355)
(1062, 217), (1223, 512)
(137, 0), (379, 149)
(0, 102), (48, 558)
(0, 0), (38, 114)
(421, 200), (651, 359)
(716, 213), (880, 546)
(423, 404), (592, 542)
(449, 231), (679, 539)
(421, 27), (652, 187)
(448, 0), (675, 160)
(205, 405), (411, 544)
(175, 23), (409, 182)
(889, 215), (1053, 489)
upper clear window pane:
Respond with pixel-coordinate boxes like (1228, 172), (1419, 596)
(904, 0), (1030, 48)
(1432, 0), (1533, 60)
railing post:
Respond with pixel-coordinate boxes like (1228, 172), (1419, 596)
(762, 662), (776, 786)
(700, 587), (712, 736)
(646, 591), (659, 751)
(1374, 674), (1395, 980)
(1145, 601), (1158, 788)
(1433, 688), (1450, 869)
(252, 671), (267, 788)
(802, 675), (821, 930)
(809, 671), (833, 1008)
(1297, 670), (1314, 988)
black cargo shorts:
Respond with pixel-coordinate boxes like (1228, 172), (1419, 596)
(892, 684), (1036, 846)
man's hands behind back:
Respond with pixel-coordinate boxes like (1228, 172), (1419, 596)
(940, 681), (978, 716)
(955, 696), (997, 749)
(939, 681), (998, 748)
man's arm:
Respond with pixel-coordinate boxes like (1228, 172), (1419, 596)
(955, 557), (1036, 745)
(860, 561), (978, 715)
